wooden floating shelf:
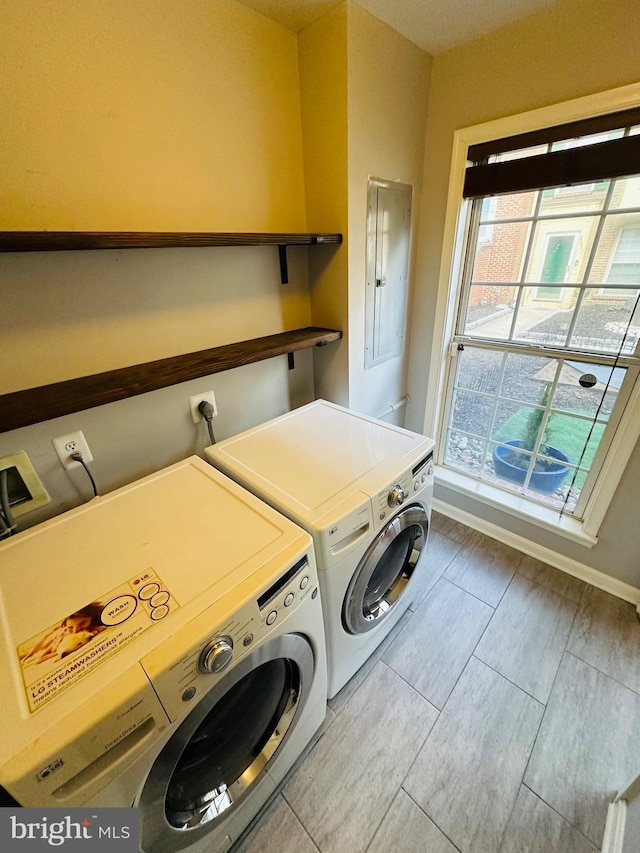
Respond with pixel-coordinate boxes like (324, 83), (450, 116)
(1, 327), (342, 432)
(0, 231), (343, 252)
(0, 230), (343, 283)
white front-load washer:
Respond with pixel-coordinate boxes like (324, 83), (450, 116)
(0, 456), (327, 853)
(205, 400), (435, 698)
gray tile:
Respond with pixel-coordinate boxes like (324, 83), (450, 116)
(444, 530), (523, 607)
(233, 794), (318, 853)
(431, 510), (472, 543)
(383, 578), (493, 709)
(284, 661), (438, 853)
(498, 786), (598, 853)
(289, 705), (335, 776)
(568, 586), (640, 695)
(475, 574), (577, 703)
(327, 608), (412, 715)
(404, 656), (543, 853)
(367, 789), (459, 853)
(525, 653), (640, 846)
(408, 531), (464, 611)
(518, 555), (586, 604)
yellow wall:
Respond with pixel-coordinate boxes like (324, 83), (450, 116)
(0, 0), (306, 231)
(406, 0), (640, 584)
(0, 0), (312, 395)
(298, 2), (350, 405)
(347, 2), (431, 418)
(298, 1), (431, 414)
(0, 0), (316, 527)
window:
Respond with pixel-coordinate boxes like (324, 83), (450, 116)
(603, 226), (640, 296)
(554, 184), (596, 196)
(477, 197), (498, 245)
(437, 105), (640, 537)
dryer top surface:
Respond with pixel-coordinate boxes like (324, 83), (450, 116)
(206, 401), (434, 522)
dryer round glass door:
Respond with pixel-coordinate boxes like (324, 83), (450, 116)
(343, 504), (429, 635)
(138, 633), (313, 853)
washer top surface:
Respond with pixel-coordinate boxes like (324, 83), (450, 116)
(206, 400), (433, 522)
(0, 456), (310, 733)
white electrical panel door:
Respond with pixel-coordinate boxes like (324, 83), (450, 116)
(365, 179), (412, 369)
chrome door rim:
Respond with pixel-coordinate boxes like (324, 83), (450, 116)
(343, 504), (429, 635)
(138, 633), (314, 853)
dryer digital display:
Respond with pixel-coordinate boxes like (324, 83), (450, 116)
(257, 555), (308, 610)
(412, 452), (433, 478)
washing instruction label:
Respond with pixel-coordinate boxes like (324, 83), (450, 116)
(17, 570), (179, 713)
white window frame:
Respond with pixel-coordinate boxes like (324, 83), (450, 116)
(423, 82), (640, 546)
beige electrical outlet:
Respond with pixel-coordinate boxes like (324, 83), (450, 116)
(0, 451), (50, 518)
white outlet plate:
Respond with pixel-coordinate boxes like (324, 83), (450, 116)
(189, 391), (218, 423)
(52, 431), (94, 470)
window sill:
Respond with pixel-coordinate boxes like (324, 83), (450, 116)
(435, 465), (598, 547)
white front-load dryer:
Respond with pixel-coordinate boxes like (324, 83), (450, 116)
(205, 400), (435, 698)
(0, 457), (327, 853)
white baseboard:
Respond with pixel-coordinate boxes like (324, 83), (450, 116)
(433, 498), (640, 610)
(601, 800), (627, 853)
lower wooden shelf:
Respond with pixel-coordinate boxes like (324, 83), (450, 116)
(1, 326), (342, 432)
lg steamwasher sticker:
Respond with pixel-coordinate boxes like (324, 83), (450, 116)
(17, 570), (179, 713)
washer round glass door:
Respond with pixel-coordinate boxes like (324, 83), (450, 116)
(343, 504), (429, 635)
(138, 633), (313, 853)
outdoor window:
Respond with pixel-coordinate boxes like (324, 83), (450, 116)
(439, 108), (640, 526)
(603, 226), (640, 296)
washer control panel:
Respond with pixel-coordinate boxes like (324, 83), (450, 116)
(198, 635), (234, 674)
(141, 553), (315, 722)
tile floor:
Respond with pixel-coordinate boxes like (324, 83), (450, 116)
(234, 512), (640, 853)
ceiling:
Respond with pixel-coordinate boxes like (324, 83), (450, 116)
(237, 0), (562, 55)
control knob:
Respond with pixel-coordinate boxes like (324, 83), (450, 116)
(387, 485), (409, 507)
(198, 635), (234, 674)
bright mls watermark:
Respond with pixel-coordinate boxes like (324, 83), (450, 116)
(0, 808), (138, 850)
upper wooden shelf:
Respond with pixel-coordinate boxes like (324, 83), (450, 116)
(0, 231), (343, 252)
(0, 326), (342, 432)
(0, 230), (343, 283)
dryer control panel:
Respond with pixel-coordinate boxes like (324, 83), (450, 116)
(372, 453), (434, 530)
(411, 452), (434, 495)
(140, 554), (316, 722)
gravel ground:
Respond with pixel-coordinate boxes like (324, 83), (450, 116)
(466, 304), (507, 324)
(521, 303), (639, 353)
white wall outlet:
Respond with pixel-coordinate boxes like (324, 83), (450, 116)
(52, 431), (94, 470)
(189, 391), (218, 423)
